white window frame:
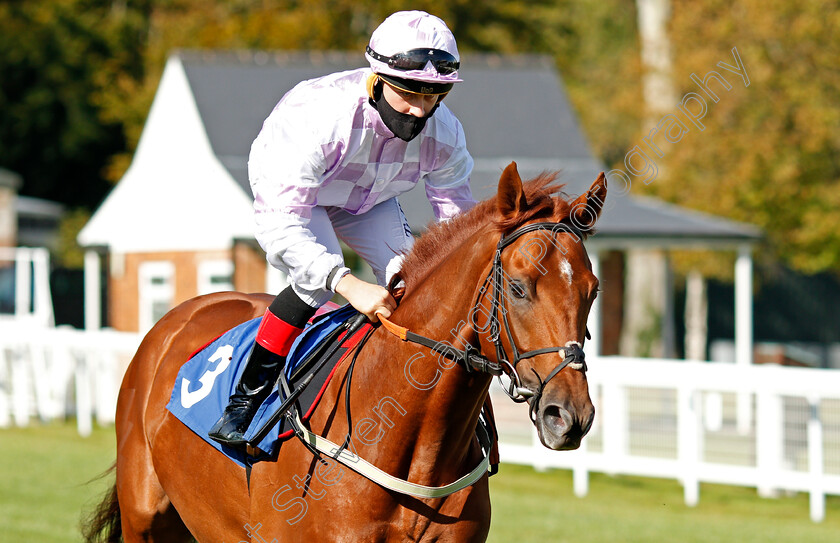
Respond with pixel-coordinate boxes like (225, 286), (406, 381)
(197, 259), (234, 295)
(138, 261), (175, 332)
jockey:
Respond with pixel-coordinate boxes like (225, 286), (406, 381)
(209, 10), (476, 447)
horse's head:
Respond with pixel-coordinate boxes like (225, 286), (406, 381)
(479, 162), (606, 450)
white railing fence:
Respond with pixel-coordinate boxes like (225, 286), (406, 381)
(0, 246), (54, 326)
(2, 325), (839, 523)
(0, 324), (140, 436)
(492, 356), (840, 523)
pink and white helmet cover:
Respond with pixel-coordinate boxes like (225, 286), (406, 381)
(366, 10), (462, 84)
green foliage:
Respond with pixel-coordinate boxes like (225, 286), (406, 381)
(55, 207), (91, 268)
(1, 0), (640, 203)
(640, 1), (840, 274)
(558, 0), (643, 168)
(0, 0), (148, 206)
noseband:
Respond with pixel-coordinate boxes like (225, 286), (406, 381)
(478, 222), (589, 417)
(377, 221), (589, 415)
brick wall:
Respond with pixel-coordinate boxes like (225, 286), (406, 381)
(233, 240), (268, 294)
(108, 248), (268, 332)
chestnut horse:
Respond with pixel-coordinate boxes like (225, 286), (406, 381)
(84, 162), (606, 542)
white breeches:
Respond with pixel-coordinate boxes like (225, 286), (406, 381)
(288, 198), (415, 307)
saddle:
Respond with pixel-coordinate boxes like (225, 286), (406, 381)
(166, 303), (371, 467)
(244, 304), (372, 453)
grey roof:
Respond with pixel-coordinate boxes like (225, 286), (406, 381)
(16, 195), (63, 218)
(0, 167), (22, 190)
(595, 195), (762, 244)
(178, 49), (761, 245)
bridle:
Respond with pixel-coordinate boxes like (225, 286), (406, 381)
(277, 220), (593, 499)
(378, 221), (590, 418)
(480, 221), (590, 418)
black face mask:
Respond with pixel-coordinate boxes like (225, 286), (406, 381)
(371, 86), (438, 142)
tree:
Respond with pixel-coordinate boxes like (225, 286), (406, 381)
(636, 0), (840, 274)
(2, 0), (643, 207)
(0, 0), (150, 207)
(1, 0), (645, 273)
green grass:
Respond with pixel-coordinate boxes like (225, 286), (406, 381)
(1, 422), (838, 542)
(488, 464), (840, 543)
(0, 422), (116, 542)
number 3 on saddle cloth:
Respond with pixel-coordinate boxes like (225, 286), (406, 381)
(166, 303), (370, 468)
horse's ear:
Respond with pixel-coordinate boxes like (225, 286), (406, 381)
(570, 172), (608, 232)
(497, 162), (527, 223)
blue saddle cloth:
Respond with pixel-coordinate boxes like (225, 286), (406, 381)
(166, 304), (360, 467)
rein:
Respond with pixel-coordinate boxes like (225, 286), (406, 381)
(377, 317), (503, 376)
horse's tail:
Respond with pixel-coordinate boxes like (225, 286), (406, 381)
(81, 463), (122, 543)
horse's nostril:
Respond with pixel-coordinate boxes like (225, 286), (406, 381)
(537, 403), (588, 450)
(542, 405), (568, 433)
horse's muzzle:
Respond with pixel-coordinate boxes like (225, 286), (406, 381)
(535, 399), (595, 451)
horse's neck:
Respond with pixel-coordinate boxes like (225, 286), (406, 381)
(365, 231), (496, 482)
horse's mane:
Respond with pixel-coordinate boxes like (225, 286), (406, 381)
(393, 172), (575, 292)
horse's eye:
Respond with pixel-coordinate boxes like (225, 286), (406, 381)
(509, 280), (528, 299)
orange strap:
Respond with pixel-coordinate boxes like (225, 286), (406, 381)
(376, 313), (504, 377)
(376, 313), (408, 341)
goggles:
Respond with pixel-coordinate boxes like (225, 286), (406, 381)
(366, 46), (460, 75)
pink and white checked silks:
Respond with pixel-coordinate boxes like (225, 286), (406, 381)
(249, 67), (475, 307)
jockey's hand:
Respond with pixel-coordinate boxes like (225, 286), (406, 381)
(334, 274), (396, 322)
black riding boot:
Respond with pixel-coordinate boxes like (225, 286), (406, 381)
(207, 343), (283, 447)
(208, 287), (316, 448)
